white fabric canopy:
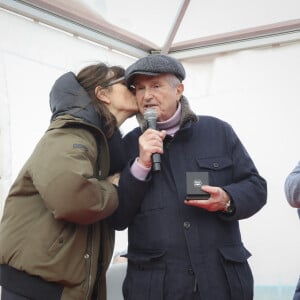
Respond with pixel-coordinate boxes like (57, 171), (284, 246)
(1, 0), (300, 59)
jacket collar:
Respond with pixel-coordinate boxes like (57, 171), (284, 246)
(136, 95), (198, 132)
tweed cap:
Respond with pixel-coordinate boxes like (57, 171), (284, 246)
(125, 54), (186, 88)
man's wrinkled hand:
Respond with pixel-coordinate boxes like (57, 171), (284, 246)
(184, 185), (230, 212)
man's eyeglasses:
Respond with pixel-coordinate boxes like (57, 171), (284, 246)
(101, 76), (125, 89)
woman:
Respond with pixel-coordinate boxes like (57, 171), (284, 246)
(0, 63), (137, 300)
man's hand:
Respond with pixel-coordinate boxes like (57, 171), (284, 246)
(184, 185), (230, 212)
(138, 129), (166, 167)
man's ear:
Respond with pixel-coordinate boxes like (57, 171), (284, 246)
(176, 83), (184, 101)
(95, 86), (110, 104)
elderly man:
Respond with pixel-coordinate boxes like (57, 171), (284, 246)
(109, 54), (267, 300)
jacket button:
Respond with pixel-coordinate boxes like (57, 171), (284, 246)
(183, 221), (191, 229)
(213, 162), (219, 168)
(188, 267), (194, 275)
(84, 254), (90, 260)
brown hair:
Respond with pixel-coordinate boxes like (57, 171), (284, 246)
(76, 63), (125, 137)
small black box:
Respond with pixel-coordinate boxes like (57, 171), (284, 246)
(186, 172), (210, 200)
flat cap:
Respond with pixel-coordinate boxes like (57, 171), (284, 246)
(125, 54), (186, 88)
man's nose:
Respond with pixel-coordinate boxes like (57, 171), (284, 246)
(143, 86), (153, 99)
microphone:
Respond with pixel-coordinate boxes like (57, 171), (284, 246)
(144, 108), (161, 171)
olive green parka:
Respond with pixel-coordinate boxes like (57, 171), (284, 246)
(0, 72), (121, 300)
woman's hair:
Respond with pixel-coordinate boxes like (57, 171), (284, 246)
(76, 63), (125, 137)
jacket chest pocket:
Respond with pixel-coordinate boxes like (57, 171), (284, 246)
(196, 156), (233, 186)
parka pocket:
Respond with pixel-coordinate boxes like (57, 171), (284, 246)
(196, 156), (232, 170)
(219, 244), (253, 300)
(196, 156), (233, 186)
(123, 250), (166, 300)
(48, 223), (75, 255)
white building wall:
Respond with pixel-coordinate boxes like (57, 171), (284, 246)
(1, 7), (300, 297)
(0, 49), (11, 214)
(0, 8), (137, 191)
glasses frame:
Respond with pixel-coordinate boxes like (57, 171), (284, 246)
(101, 76), (125, 89)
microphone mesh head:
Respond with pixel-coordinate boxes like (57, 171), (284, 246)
(144, 108), (157, 121)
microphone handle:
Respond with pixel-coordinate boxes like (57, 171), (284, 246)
(146, 119), (161, 172)
(152, 153), (161, 171)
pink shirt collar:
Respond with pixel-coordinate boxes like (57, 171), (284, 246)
(157, 102), (181, 136)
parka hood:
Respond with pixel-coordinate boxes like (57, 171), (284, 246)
(49, 72), (102, 129)
(49, 71), (126, 175)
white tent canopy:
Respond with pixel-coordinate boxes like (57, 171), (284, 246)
(1, 0), (300, 59)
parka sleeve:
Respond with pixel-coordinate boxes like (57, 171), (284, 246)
(30, 127), (118, 224)
(284, 161), (300, 208)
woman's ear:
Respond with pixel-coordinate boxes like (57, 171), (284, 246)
(95, 86), (110, 104)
